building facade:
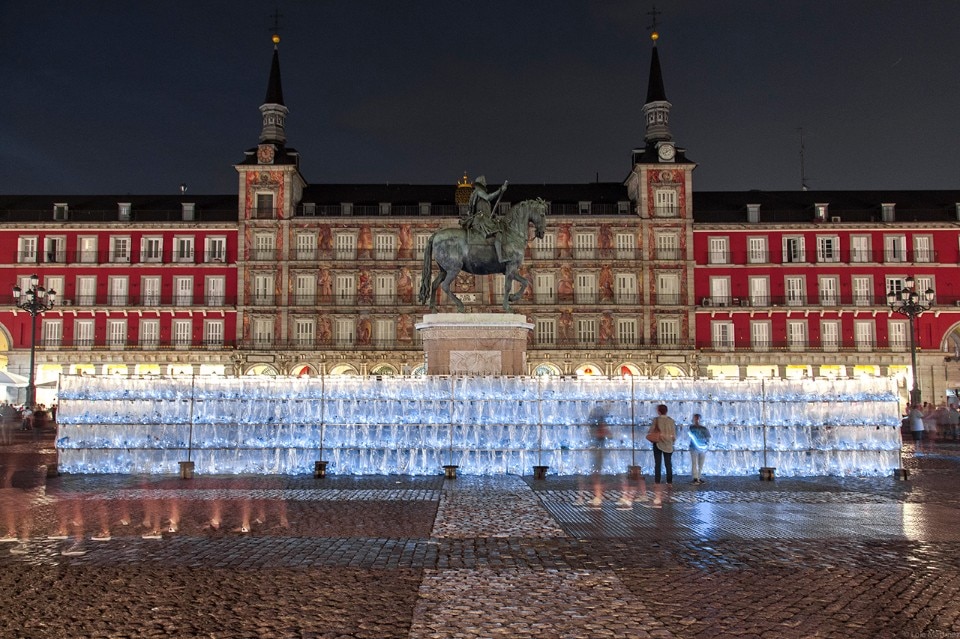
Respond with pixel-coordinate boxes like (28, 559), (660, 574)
(2, 35), (959, 406)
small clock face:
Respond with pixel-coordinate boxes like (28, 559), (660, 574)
(658, 144), (675, 161)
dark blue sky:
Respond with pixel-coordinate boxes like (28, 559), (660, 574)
(2, 1), (958, 195)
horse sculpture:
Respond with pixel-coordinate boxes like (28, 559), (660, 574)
(418, 198), (547, 312)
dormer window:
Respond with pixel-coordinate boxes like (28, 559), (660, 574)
(118, 202), (131, 221)
(814, 203), (829, 222)
(53, 203), (68, 221)
(747, 203), (761, 223)
(578, 201), (591, 215)
(881, 203), (896, 222)
(379, 202), (391, 216)
(617, 201), (631, 215)
(181, 202), (195, 221)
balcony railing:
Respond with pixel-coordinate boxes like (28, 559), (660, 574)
(15, 250), (231, 265)
(23, 336), (917, 354)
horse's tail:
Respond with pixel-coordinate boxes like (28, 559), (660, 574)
(417, 232), (435, 305)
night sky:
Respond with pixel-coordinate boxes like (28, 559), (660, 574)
(2, 1), (959, 195)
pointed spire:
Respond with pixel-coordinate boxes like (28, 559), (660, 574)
(645, 44), (667, 103)
(642, 29), (672, 145)
(264, 36), (285, 106)
(259, 34), (289, 146)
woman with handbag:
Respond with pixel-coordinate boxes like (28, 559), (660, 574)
(646, 404), (677, 488)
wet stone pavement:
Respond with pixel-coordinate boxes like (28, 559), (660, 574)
(1, 427), (959, 638)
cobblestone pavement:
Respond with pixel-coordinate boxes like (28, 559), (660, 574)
(1, 428), (959, 638)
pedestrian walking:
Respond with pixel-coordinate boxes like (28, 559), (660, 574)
(646, 404), (676, 506)
(689, 413), (710, 485)
(582, 403), (611, 508)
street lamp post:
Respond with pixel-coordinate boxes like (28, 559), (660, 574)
(887, 275), (934, 407)
(12, 274), (56, 408)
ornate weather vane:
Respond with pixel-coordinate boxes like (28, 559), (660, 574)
(647, 5), (662, 41)
(269, 6), (283, 44)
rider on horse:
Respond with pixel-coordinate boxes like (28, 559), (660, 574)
(461, 175), (508, 262)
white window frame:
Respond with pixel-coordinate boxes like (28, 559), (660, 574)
(913, 235), (933, 263)
(748, 276), (769, 307)
(818, 275), (839, 306)
(106, 319), (127, 350)
(750, 321), (771, 352)
(373, 234), (396, 261)
(850, 235), (871, 263)
(787, 320), (807, 350)
(141, 236), (163, 263)
(747, 236), (768, 264)
(573, 232), (597, 259)
(203, 320), (225, 348)
(535, 272), (556, 303)
(615, 233), (636, 259)
(535, 318), (556, 346)
(41, 319), (62, 348)
(816, 235), (840, 263)
(709, 277), (732, 306)
(252, 234), (274, 261)
(852, 276), (872, 306)
(821, 320), (840, 352)
(139, 319), (159, 348)
(173, 236), (195, 263)
(205, 276), (226, 306)
(783, 236), (806, 263)
(785, 276), (805, 306)
(334, 274), (356, 304)
(294, 273), (317, 305)
(107, 276), (128, 306)
(618, 318), (639, 346)
(373, 318), (395, 347)
(707, 236), (729, 264)
(374, 273), (396, 304)
(615, 273), (637, 305)
(854, 320), (875, 351)
(888, 320), (908, 351)
(205, 236), (227, 263)
(294, 319), (315, 347)
(333, 318), (355, 346)
(295, 233), (317, 261)
(173, 319), (192, 349)
(334, 233), (357, 260)
(575, 272), (597, 304)
(253, 318), (274, 348)
(173, 276), (193, 306)
(884, 235), (906, 263)
(576, 318), (597, 345)
(658, 272), (680, 306)
(75, 319), (95, 349)
(18, 236), (38, 263)
(653, 188), (678, 217)
(711, 321), (734, 351)
(657, 318), (679, 346)
(252, 274), (274, 305)
(656, 232), (680, 260)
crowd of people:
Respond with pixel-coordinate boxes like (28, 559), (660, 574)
(1, 402), (57, 434)
(905, 402), (960, 451)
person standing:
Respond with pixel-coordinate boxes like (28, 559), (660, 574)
(647, 404), (676, 490)
(908, 404), (926, 452)
(688, 413), (710, 485)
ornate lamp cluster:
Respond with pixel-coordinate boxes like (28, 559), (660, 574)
(12, 274), (56, 408)
(886, 275), (934, 406)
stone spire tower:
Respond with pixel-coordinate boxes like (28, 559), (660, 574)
(259, 34), (288, 146)
(642, 32), (672, 145)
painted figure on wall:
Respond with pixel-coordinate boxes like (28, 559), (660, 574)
(358, 270), (373, 304)
(559, 309), (573, 344)
(319, 269), (332, 302)
(397, 314), (413, 343)
(599, 311), (615, 346)
(399, 225), (413, 259)
(318, 316), (331, 344)
(557, 223), (572, 257)
(558, 265), (575, 301)
(599, 265), (614, 302)
(357, 316), (372, 346)
(397, 267), (413, 303)
(358, 225), (373, 258)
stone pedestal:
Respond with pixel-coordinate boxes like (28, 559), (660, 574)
(416, 313), (533, 375)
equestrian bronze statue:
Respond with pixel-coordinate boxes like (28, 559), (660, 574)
(418, 196), (547, 312)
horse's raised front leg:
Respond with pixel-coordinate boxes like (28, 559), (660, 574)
(503, 264), (530, 310)
(440, 269), (465, 313)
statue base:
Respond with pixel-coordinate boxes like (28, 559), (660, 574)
(416, 313), (533, 375)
